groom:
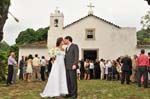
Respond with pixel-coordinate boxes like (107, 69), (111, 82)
(64, 36), (79, 99)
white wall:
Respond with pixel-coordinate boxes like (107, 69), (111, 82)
(48, 15), (137, 60)
(18, 47), (49, 61)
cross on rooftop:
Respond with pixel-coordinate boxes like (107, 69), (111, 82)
(87, 2), (95, 15)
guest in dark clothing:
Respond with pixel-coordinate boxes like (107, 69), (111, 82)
(121, 55), (132, 84)
(24, 57), (28, 81)
(94, 59), (100, 79)
(80, 59), (85, 80)
(19, 56), (25, 80)
(137, 49), (149, 88)
(47, 58), (55, 76)
(112, 60), (118, 80)
(40, 56), (47, 81)
(147, 52), (150, 84)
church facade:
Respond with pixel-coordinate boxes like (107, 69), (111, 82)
(19, 9), (148, 61)
(47, 9), (137, 60)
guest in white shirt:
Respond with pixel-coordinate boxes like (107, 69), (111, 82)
(7, 52), (17, 85)
(105, 60), (112, 80)
(32, 54), (41, 81)
(100, 59), (105, 80)
(89, 60), (94, 79)
(40, 56), (47, 81)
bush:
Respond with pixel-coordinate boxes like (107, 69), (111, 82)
(16, 27), (49, 45)
(0, 44), (19, 82)
(0, 50), (8, 82)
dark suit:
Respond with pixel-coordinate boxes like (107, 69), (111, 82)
(19, 59), (24, 80)
(94, 62), (100, 79)
(80, 60), (85, 80)
(121, 56), (132, 84)
(65, 43), (79, 99)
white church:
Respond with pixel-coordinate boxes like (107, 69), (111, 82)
(18, 4), (149, 60)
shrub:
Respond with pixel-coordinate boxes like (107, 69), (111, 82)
(0, 50), (8, 82)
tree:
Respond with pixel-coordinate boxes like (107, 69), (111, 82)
(0, 50), (8, 82)
(141, 11), (150, 30)
(16, 27), (49, 45)
(0, 0), (11, 41)
(145, 0), (150, 5)
(0, 41), (10, 51)
(137, 10), (150, 45)
(35, 27), (49, 41)
(15, 28), (36, 45)
(137, 29), (150, 45)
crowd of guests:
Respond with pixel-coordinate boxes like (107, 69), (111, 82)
(77, 49), (150, 88)
(6, 49), (150, 88)
(6, 53), (55, 86)
(77, 58), (122, 81)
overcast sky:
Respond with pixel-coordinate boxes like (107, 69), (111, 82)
(3, 0), (149, 45)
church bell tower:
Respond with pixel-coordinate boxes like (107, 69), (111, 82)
(50, 8), (64, 30)
(48, 8), (64, 48)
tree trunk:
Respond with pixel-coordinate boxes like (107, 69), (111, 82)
(0, 1), (10, 42)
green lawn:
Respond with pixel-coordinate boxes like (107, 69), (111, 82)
(0, 80), (150, 99)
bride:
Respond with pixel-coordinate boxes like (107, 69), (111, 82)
(40, 37), (68, 98)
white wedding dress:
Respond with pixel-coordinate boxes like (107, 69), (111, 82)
(40, 50), (68, 97)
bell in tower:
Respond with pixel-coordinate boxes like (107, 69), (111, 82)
(50, 7), (64, 30)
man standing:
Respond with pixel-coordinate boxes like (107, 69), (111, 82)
(100, 59), (105, 80)
(131, 55), (137, 83)
(64, 36), (79, 99)
(32, 54), (41, 81)
(94, 59), (100, 79)
(79, 59), (85, 80)
(121, 55), (132, 84)
(7, 52), (17, 86)
(12, 60), (17, 84)
(137, 49), (149, 88)
(19, 56), (25, 80)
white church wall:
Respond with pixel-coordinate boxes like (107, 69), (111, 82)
(60, 16), (137, 59)
(19, 9), (149, 61)
(18, 47), (49, 61)
(47, 9), (139, 60)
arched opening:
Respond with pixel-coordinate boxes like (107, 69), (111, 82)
(54, 19), (59, 27)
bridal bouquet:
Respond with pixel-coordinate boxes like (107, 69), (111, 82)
(49, 47), (60, 58)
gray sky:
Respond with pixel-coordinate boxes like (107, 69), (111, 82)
(3, 0), (149, 45)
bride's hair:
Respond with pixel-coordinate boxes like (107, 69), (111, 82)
(56, 37), (63, 47)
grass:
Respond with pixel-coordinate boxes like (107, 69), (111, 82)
(0, 80), (150, 99)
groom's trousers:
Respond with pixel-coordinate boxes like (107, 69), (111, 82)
(66, 70), (77, 98)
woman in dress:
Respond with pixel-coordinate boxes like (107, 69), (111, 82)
(84, 59), (90, 80)
(23, 56), (28, 81)
(40, 37), (68, 98)
(116, 57), (122, 80)
(77, 62), (81, 80)
(26, 54), (33, 82)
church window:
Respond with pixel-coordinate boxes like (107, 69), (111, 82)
(86, 29), (95, 40)
(54, 19), (59, 27)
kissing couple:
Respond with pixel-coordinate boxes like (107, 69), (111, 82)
(40, 36), (79, 99)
